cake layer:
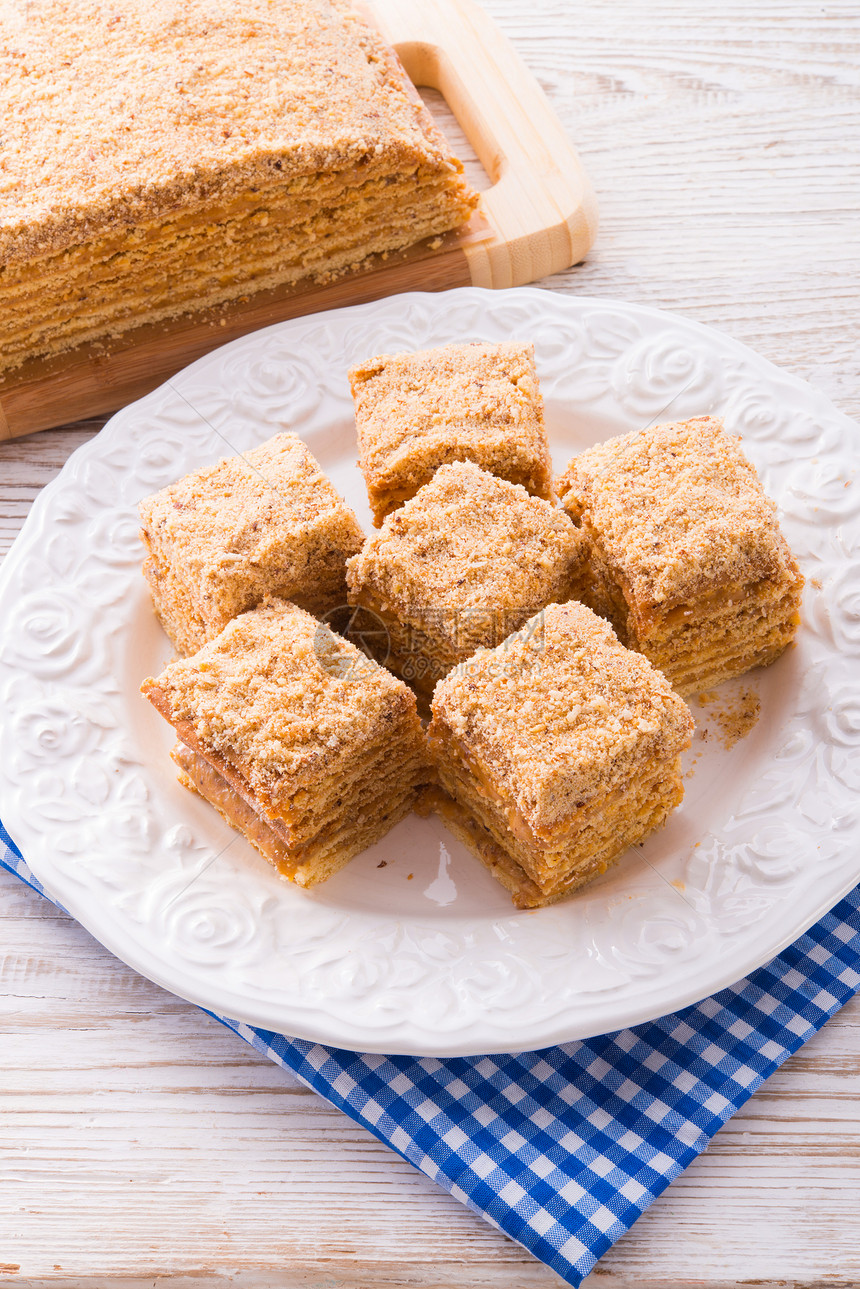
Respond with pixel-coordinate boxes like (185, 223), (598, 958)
(660, 626), (800, 694)
(556, 417), (803, 695)
(1, 184), (463, 339)
(425, 602), (693, 907)
(143, 551), (350, 657)
(429, 603), (693, 838)
(2, 167), (462, 307)
(0, 0), (477, 265)
(2, 180), (468, 370)
(641, 589), (800, 649)
(645, 597), (799, 661)
(346, 464), (588, 709)
(139, 435), (364, 655)
(145, 669), (429, 840)
(166, 686), (430, 851)
(1, 157), (438, 287)
(174, 743), (424, 886)
(624, 589), (801, 694)
(351, 343), (553, 525)
(140, 600), (427, 801)
(581, 540), (800, 640)
(141, 600), (432, 887)
(246, 729), (432, 846)
(631, 572), (799, 639)
(174, 710), (429, 842)
(422, 786), (681, 910)
(432, 723), (684, 892)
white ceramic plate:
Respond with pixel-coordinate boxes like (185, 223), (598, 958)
(1, 287), (858, 1056)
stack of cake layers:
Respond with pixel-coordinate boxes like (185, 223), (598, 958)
(351, 341), (553, 525)
(0, 0), (478, 373)
(426, 601), (694, 908)
(142, 599), (431, 887)
(346, 461), (589, 708)
(139, 432), (364, 656)
(139, 342), (805, 908)
(556, 416), (804, 695)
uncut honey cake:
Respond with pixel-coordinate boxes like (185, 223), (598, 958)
(346, 462), (588, 707)
(555, 416), (804, 695)
(425, 600), (694, 909)
(141, 599), (431, 888)
(139, 433), (363, 655)
(0, 0), (478, 374)
(350, 341), (553, 525)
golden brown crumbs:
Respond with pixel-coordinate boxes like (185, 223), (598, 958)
(350, 341), (552, 523)
(346, 461), (587, 654)
(140, 597), (420, 800)
(697, 684), (762, 749)
(430, 600), (694, 833)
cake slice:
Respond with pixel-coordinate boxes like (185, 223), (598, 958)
(350, 341), (553, 525)
(0, 0), (478, 374)
(555, 416), (804, 695)
(141, 599), (431, 888)
(346, 462), (588, 709)
(425, 601), (694, 908)
(139, 433), (364, 655)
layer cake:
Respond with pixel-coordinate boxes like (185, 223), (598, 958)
(350, 341), (553, 525)
(346, 462), (588, 708)
(555, 416), (804, 694)
(139, 432), (364, 655)
(141, 598), (431, 887)
(0, 0), (478, 373)
(425, 600), (694, 908)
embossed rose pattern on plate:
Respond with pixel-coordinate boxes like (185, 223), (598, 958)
(0, 288), (858, 1055)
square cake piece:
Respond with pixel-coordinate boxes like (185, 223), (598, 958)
(555, 416), (804, 695)
(350, 341), (553, 525)
(346, 462), (588, 708)
(425, 600), (694, 908)
(0, 0), (478, 374)
(141, 599), (431, 888)
(139, 432), (364, 655)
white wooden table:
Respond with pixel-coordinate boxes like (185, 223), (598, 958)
(2, 2), (859, 1284)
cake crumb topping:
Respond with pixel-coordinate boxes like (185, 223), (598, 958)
(347, 461), (587, 651)
(431, 600), (694, 829)
(141, 598), (417, 797)
(0, 0), (475, 264)
(350, 340), (552, 519)
(556, 416), (791, 607)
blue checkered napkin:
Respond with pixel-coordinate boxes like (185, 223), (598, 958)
(3, 821), (859, 1287)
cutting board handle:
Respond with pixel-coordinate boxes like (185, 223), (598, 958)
(370, 0), (598, 287)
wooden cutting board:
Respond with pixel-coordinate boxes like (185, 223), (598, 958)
(0, 0), (597, 442)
